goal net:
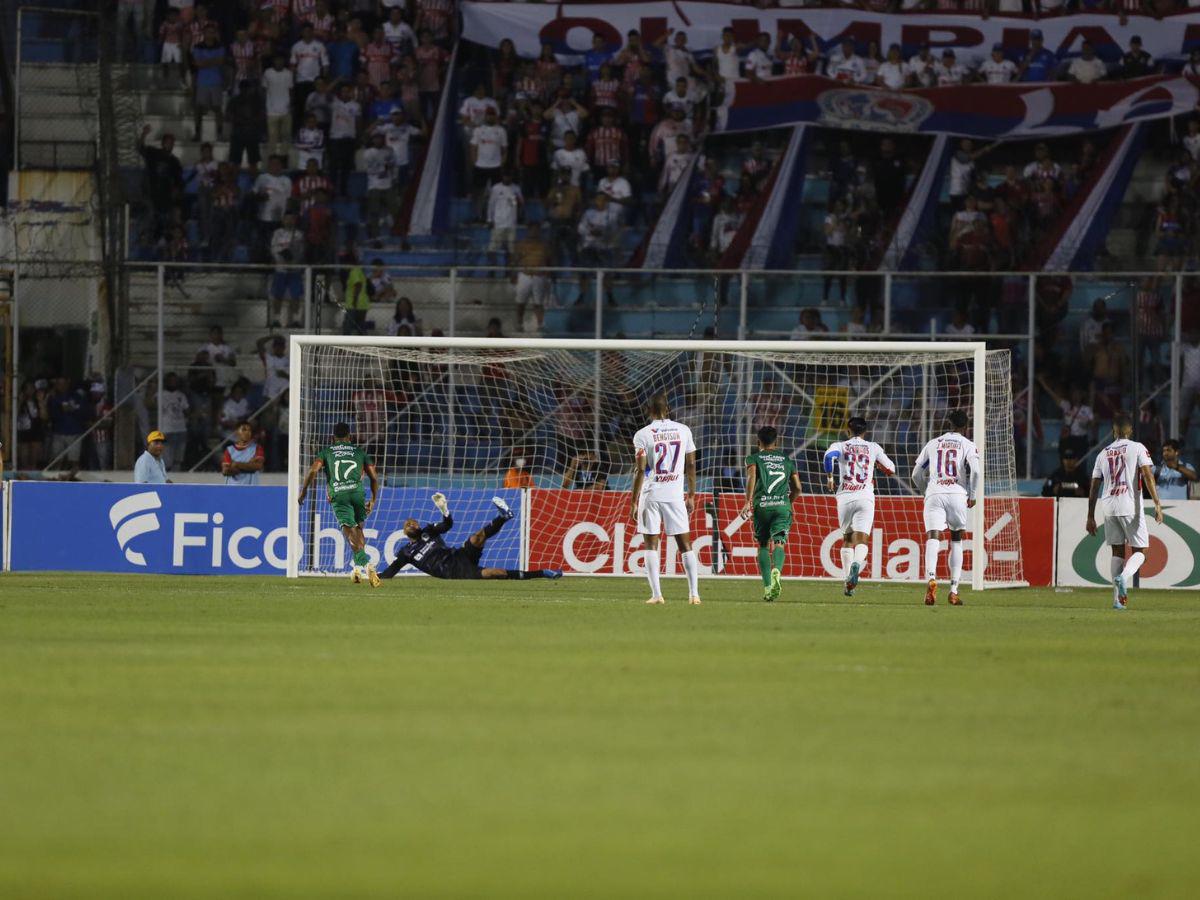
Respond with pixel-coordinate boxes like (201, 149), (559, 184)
(287, 339), (1024, 589)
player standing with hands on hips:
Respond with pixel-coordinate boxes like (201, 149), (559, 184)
(630, 394), (701, 606)
(1087, 413), (1164, 609)
(913, 410), (980, 606)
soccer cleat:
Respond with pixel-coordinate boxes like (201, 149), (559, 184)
(844, 561), (861, 597)
(768, 568), (782, 601)
(351, 567), (363, 584)
(688, 596), (702, 605)
(366, 564), (381, 588)
(763, 588), (773, 602)
(492, 496), (514, 520)
(431, 492), (449, 515)
(924, 579), (937, 605)
(1113, 597), (1127, 610)
(1115, 573), (1128, 605)
(948, 591), (963, 606)
(542, 569), (563, 579)
(645, 596), (665, 605)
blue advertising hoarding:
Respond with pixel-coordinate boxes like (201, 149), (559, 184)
(8, 482), (523, 575)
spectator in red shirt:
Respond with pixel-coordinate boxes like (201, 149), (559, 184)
(585, 108), (629, 180)
(517, 101), (548, 199)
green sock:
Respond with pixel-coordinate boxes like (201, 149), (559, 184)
(353, 549), (369, 567)
(757, 547), (772, 587)
(772, 545), (784, 572)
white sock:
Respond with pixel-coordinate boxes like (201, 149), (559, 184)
(853, 543), (869, 568)
(682, 550), (700, 599)
(1122, 551), (1146, 582)
(840, 547), (853, 579)
(949, 541), (964, 591)
(925, 539), (940, 582)
(645, 547), (662, 599)
(1110, 556), (1123, 602)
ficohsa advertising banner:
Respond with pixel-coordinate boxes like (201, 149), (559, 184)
(1056, 498), (1200, 590)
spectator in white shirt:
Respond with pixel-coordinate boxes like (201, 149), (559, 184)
(1022, 143), (1061, 182)
(288, 25), (328, 131)
(261, 55), (294, 157)
(1066, 42), (1107, 84)
(296, 112), (325, 168)
(944, 308), (976, 337)
(710, 198), (741, 258)
(202, 325), (237, 391)
(662, 77), (701, 128)
(327, 83), (361, 194)
(979, 44), (1018, 84)
(219, 380), (251, 439)
(552, 130), (590, 188)
(744, 32), (775, 81)
(361, 132), (397, 243)
(660, 133), (694, 194)
(577, 192), (620, 266)
(1184, 119), (1200, 163)
(790, 308), (829, 340)
(934, 49), (969, 86)
(486, 170), (523, 266)
(155, 373), (190, 469)
(257, 335), (290, 401)
(253, 155), (292, 260)
(827, 39), (867, 84)
(714, 27), (741, 84)
(470, 107), (508, 220)
(875, 44), (906, 90)
(597, 160), (632, 223)
(269, 213), (304, 327)
(382, 6), (416, 55)
(543, 88), (588, 150)
(664, 30), (701, 88)
(904, 45), (938, 88)
(374, 108), (425, 185)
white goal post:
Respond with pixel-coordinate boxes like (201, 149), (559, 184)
(287, 337), (1023, 590)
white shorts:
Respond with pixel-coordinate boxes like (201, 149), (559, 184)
(162, 43), (182, 64)
(515, 272), (549, 307)
(488, 226), (516, 253)
(837, 495), (875, 534)
(923, 493), (969, 532)
(638, 497), (690, 536)
(1104, 513), (1149, 549)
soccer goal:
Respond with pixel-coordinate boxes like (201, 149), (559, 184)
(286, 337), (1025, 589)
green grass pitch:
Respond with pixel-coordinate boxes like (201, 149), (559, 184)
(1, 574), (1198, 899)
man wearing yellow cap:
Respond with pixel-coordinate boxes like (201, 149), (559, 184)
(134, 431), (170, 484)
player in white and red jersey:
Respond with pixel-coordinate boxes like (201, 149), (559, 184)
(1086, 412), (1164, 609)
(630, 394), (700, 606)
(823, 416), (896, 597)
(912, 410), (980, 606)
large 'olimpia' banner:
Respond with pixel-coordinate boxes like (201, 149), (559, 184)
(461, 2), (1200, 138)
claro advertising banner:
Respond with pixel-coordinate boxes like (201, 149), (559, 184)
(1055, 497), (1200, 590)
(527, 491), (1054, 585)
(7, 483), (522, 575)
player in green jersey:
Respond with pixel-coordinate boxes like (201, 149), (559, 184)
(297, 421), (382, 586)
(741, 426), (802, 602)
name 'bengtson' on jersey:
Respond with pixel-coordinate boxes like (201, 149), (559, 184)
(823, 438), (896, 498)
(317, 442), (371, 495)
(914, 432), (981, 497)
(632, 418), (696, 504)
(1092, 438), (1152, 519)
(744, 450), (796, 509)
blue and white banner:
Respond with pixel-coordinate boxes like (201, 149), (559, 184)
(1041, 122), (1146, 271)
(9, 483), (523, 576)
(881, 132), (951, 270)
(640, 151), (700, 269)
(741, 124), (809, 271)
(407, 41), (460, 236)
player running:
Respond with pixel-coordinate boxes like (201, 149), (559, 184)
(630, 394), (701, 605)
(912, 410), (980, 606)
(823, 416), (896, 597)
(742, 426), (801, 602)
(297, 421), (382, 587)
(380, 492), (562, 581)
(1086, 413), (1164, 609)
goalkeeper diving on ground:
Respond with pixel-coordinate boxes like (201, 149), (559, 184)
(379, 493), (563, 581)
